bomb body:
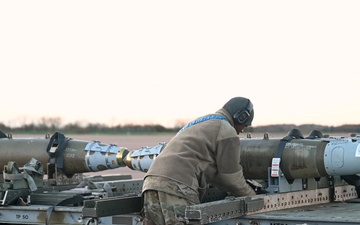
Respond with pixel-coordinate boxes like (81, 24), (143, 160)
(0, 134), (128, 177)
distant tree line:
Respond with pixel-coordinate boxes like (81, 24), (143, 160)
(0, 117), (359, 135)
(252, 124), (360, 136)
(0, 121), (175, 134)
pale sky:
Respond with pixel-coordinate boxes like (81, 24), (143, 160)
(1, 1), (359, 128)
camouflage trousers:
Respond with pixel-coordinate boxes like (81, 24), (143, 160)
(142, 190), (191, 225)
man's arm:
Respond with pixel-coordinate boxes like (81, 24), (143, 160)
(213, 137), (256, 196)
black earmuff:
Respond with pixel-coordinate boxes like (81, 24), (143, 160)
(233, 100), (253, 125)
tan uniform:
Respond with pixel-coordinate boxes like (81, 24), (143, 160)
(142, 108), (255, 224)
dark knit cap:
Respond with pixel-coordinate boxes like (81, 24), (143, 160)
(222, 97), (254, 126)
